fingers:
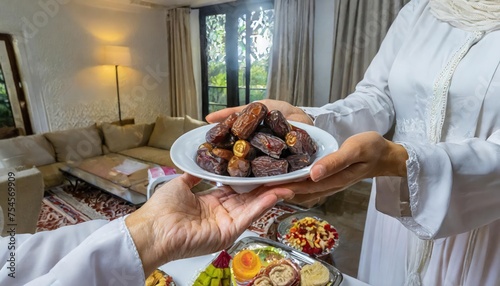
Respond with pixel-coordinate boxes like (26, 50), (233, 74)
(205, 106), (246, 123)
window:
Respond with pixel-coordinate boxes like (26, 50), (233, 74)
(199, 1), (274, 118)
(0, 34), (32, 136)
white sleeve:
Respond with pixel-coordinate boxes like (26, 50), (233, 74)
(0, 217), (145, 285)
(303, 0), (421, 144)
(378, 130), (500, 239)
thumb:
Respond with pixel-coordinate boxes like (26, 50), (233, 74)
(310, 145), (357, 182)
(180, 173), (202, 189)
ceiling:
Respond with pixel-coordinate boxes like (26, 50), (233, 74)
(130, 0), (235, 9)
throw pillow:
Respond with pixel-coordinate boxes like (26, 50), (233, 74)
(102, 122), (154, 153)
(184, 115), (207, 132)
(0, 134), (56, 168)
(148, 115), (184, 150)
(44, 125), (103, 163)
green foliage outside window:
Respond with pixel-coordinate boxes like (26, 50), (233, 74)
(0, 67), (15, 128)
(206, 8), (274, 114)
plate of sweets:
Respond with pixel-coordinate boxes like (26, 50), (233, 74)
(194, 236), (343, 286)
(277, 213), (339, 258)
(145, 269), (175, 286)
(170, 102), (338, 194)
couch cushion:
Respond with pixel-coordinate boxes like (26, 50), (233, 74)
(37, 162), (66, 189)
(44, 125), (103, 163)
(101, 122), (154, 153)
(184, 115), (207, 132)
(0, 134), (56, 168)
(118, 146), (178, 170)
(148, 115), (184, 150)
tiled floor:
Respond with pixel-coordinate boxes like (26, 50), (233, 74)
(307, 180), (372, 278)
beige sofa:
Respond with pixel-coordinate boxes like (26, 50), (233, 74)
(0, 115), (207, 190)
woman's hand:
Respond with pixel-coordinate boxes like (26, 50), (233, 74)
(205, 99), (313, 125)
(125, 173), (294, 276)
(267, 132), (408, 203)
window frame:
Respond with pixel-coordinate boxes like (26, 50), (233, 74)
(0, 33), (32, 135)
(199, 0), (274, 118)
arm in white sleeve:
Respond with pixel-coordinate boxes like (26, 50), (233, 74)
(378, 130), (500, 239)
(303, 0), (422, 144)
(0, 217), (144, 285)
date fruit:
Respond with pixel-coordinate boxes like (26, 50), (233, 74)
(228, 156), (251, 177)
(264, 110), (291, 139)
(250, 132), (287, 159)
(286, 154), (312, 172)
(231, 102), (268, 139)
(233, 140), (252, 158)
(212, 148), (234, 161)
(286, 127), (317, 156)
(251, 156), (289, 177)
(196, 148), (228, 175)
(206, 113), (238, 146)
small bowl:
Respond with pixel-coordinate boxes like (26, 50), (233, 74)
(170, 121), (338, 194)
(277, 213), (339, 259)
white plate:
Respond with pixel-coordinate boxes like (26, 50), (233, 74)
(170, 121), (338, 193)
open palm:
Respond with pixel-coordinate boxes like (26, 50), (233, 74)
(126, 173), (293, 276)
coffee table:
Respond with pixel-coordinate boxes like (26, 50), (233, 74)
(60, 154), (155, 205)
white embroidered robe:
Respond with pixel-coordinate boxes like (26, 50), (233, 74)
(304, 0), (500, 285)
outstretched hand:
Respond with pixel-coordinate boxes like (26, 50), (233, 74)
(267, 132), (408, 203)
(125, 173), (294, 276)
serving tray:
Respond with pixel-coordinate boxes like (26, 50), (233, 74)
(226, 236), (343, 286)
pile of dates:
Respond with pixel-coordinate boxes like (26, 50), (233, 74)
(196, 102), (317, 177)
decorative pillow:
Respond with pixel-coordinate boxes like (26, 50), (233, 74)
(44, 125), (103, 163)
(148, 115), (184, 150)
(184, 115), (207, 132)
(102, 122), (154, 153)
(0, 134), (56, 168)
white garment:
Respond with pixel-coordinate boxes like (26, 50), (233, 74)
(0, 217), (145, 285)
(429, 0), (500, 33)
(304, 0), (500, 285)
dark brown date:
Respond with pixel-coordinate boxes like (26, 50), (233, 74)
(216, 134), (237, 149)
(205, 113), (238, 145)
(231, 102), (268, 139)
(286, 154), (312, 172)
(251, 156), (289, 177)
(227, 156), (251, 177)
(250, 132), (287, 159)
(285, 127), (317, 156)
(212, 148), (234, 161)
(196, 148), (228, 175)
(264, 110), (291, 139)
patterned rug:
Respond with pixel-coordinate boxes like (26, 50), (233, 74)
(36, 183), (297, 235)
(37, 184), (138, 232)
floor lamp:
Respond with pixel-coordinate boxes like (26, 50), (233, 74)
(104, 46), (131, 125)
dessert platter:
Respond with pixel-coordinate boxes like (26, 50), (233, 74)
(192, 236), (343, 286)
(171, 102), (338, 193)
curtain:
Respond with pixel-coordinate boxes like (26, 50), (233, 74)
(329, 0), (410, 101)
(266, 0), (315, 107)
(166, 8), (199, 119)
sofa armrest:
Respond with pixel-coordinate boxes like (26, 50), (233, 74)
(0, 167), (45, 236)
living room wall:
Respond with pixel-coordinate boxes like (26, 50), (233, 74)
(0, 0), (170, 133)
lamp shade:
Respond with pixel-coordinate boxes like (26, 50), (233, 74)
(103, 45), (131, 66)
